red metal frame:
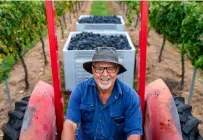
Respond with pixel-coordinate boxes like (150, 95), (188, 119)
(138, 1), (148, 118)
(44, 1), (148, 139)
(45, 1), (63, 139)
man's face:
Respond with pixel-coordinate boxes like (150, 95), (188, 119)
(92, 62), (120, 91)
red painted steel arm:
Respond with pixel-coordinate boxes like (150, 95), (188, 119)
(45, 1), (64, 139)
(138, 1), (148, 118)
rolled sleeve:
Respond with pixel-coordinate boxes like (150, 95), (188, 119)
(65, 86), (81, 124)
(124, 90), (143, 137)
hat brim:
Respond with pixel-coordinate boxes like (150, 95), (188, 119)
(83, 60), (127, 75)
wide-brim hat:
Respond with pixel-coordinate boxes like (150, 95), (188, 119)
(83, 47), (127, 75)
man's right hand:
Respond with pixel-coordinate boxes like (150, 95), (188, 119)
(61, 119), (77, 140)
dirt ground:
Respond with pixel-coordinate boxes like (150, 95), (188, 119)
(0, 1), (202, 139)
(107, 1), (203, 136)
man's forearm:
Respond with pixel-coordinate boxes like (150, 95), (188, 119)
(61, 120), (77, 140)
(128, 134), (141, 140)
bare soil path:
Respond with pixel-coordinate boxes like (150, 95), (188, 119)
(0, 1), (92, 139)
(107, 1), (203, 136)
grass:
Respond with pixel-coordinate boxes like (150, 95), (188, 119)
(90, 1), (111, 16)
(133, 79), (138, 91)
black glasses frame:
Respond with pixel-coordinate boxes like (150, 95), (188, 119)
(92, 65), (118, 74)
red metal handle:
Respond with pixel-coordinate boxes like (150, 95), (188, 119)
(138, 1), (148, 118)
(45, 1), (64, 139)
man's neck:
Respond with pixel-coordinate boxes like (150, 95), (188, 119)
(97, 85), (114, 95)
(97, 86), (114, 104)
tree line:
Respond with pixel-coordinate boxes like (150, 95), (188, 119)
(120, 1), (203, 91)
(0, 1), (83, 90)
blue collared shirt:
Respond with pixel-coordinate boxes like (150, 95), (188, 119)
(66, 77), (143, 140)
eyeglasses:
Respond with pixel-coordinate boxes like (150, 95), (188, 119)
(92, 65), (118, 74)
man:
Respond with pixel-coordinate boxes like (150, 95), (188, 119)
(62, 47), (142, 140)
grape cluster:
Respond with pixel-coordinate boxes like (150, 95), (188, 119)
(78, 16), (121, 24)
(68, 32), (131, 50)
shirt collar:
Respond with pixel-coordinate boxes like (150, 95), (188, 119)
(87, 77), (96, 86)
(88, 77), (122, 95)
(115, 79), (123, 95)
